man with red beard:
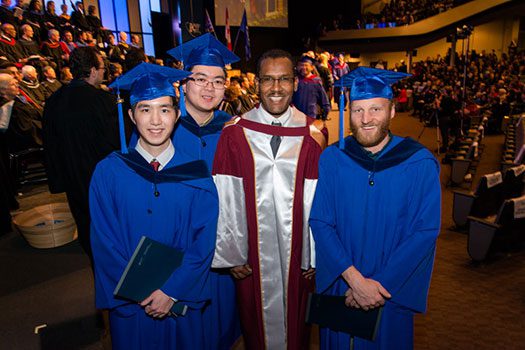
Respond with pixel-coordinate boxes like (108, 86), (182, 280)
(212, 49), (327, 349)
(310, 67), (441, 349)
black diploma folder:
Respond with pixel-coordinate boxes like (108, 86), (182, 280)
(306, 293), (383, 341)
(113, 236), (187, 316)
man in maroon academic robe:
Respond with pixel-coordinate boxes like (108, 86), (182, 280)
(212, 49), (327, 349)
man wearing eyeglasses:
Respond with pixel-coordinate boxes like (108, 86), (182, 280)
(212, 49), (327, 350)
(167, 33), (242, 350)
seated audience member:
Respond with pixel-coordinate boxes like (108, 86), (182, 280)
(105, 33), (124, 63)
(18, 24), (41, 58)
(107, 62), (122, 84)
(1, 62), (43, 115)
(4, 70), (43, 151)
(219, 84), (242, 116)
(40, 29), (69, 72)
(43, 1), (60, 31)
(124, 47), (147, 71)
(117, 31), (130, 56)
(0, 61), (22, 83)
(60, 66), (73, 84)
(62, 30), (78, 53)
(0, 72), (20, 233)
(75, 30), (89, 47)
(25, 0), (44, 42)
(20, 64), (50, 107)
(42, 65), (61, 94)
(0, 0), (20, 27)
(227, 77), (249, 112)
(130, 34), (141, 49)
(0, 23), (25, 63)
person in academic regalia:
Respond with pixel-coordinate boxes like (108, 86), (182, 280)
(309, 67), (441, 350)
(0, 72), (20, 234)
(70, 1), (90, 32)
(0, 23), (25, 63)
(40, 29), (69, 73)
(0, 0), (20, 27)
(292, 55), (331, 120)
(332, 53), (350, 108)
(43, 1), (60, 31)
(24, 0), (44, 42)
(17, 24), (43, 59)
(167, 32), (242, 350)
(90, 62), (218, 350)
(42, 47), (119, 263)
(41, 65), (61, 94)
(212, 49), (327, 350)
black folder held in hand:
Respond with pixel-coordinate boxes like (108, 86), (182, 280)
(306, 293), (383, 341)
(113, 236), (187, 316)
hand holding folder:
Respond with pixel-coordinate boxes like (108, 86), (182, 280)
(306, 293), (383, 341)
(113, 236), (188, 316)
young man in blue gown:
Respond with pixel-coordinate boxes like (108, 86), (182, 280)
(168, 33), (242, 349)
(310, 67), (441, 349)
(90, 63), (219, 349)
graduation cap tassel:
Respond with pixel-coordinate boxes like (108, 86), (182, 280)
(338, 88), (345, 150)
(116, 88), (128, 154)
(176, 3), (187, 118)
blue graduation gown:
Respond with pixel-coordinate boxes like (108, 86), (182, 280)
(292, 75), (331, 119)
(90, 150), (219, 350)
(309, 136), (441, 350)
(172, 110), (241, 350)
(172, 110), (233, 169)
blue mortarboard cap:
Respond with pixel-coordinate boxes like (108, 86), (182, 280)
(336, 66), (411, 101)
(299, 56), (316, 65)
(108, 63), (191, 153)
(167, 33), (240, 68)
(109, 62), (191, 105)
(336, 67), (410, 150)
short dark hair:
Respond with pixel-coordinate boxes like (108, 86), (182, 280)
(0, 61), (17, 70)
(70, 46), (100, 79)
(256, 49), (294, 77)
(187, 65), (227, 78)
(131, 96), (177, 113)
(124, 48), (147, 71)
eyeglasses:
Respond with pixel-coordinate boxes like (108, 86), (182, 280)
(257, 76), (295, 87)
(188, 77), (226, 90)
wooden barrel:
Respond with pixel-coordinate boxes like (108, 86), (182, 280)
(12, 203), (78, 249)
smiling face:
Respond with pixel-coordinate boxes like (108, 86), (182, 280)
(257, 57), (297, 117)
(129, 96), (178, 157)
(184, 65), (226, 116)
(350, 97), (395, 154)
(297, 61), (313, 78)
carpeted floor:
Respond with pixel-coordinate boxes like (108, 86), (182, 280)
(0, 111), (523, 349)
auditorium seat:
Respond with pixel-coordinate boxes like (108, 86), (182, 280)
(450, 136), (479, 186)
(452, 171), (504, 229)
(453, 165), (525, 229)
(467, 195), (525, 261)
(501, 114), (524, 171)
(502, 164), (525, 198)
(9, 147), (47, 187)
